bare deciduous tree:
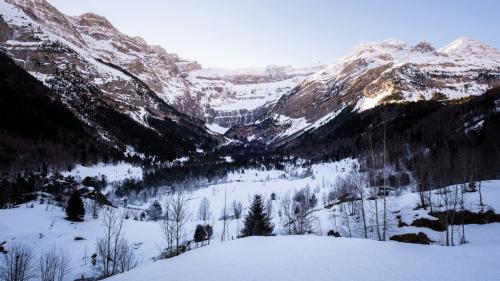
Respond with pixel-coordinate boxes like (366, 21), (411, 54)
(39, 247), (70, 281)
(197, 197), (211, 223)
(345, 170), (368, 238)
(159, 202), (175, 256)
(382, 118), (387, 241)
(0, 244), (36, 281)
(221, 188), (228, 242)
(279, 188), (317, 235)
(232, 200), (243, 220)
(266, 198), (273, 218)
(160, 190), (191, 255)
(96, 207), (137, 277)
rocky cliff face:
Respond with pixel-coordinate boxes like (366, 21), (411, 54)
(2, 0), (499, 148)
(188, 65), (324, 130)
(228, 38), (500, 144)
(0, 0), (318, 131)
(0, 0), (217, 159)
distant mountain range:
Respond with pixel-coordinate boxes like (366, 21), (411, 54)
(228, 38), (500, 144)
(1, 0), (500, 171)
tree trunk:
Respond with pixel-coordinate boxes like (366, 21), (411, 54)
(382, 118), (387, 241)
(374, 196), (381, 241)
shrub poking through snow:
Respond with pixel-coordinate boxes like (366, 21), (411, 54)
(327, 230), (341, 237)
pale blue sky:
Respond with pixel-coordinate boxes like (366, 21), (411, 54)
(48, 0), (500, 69)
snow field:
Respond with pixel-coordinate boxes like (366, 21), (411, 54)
(1, 158), (500, 281)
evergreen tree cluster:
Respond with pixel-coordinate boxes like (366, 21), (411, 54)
(193, 224), (213, 243)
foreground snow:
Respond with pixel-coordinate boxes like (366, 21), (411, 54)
(108, 235), (500, 281)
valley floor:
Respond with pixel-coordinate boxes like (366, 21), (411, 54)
(1, 160), (500, 280)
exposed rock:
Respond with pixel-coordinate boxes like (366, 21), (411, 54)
(231, 38), (500, 144)
(0, 0), (217, 159)
(390, 232), (433, 245)
(410, 217), (447, 232)
(430, 210), (500, 225)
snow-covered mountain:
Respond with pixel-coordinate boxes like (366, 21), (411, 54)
(0, 0), (325, 135)
(228, 38), (500, 144)
(0, 0), (217, 160)
(189, 64), (325, 132)
(2, 0), (499, 147)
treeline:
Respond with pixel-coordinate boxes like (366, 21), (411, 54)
(283, 86), (500, 188)
(0, 172), (107, 208)
(114, 153), (295, 197)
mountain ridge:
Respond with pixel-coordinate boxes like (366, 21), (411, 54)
(0, 0), (219, 170)
(2, 0), (500, 155)
(227, 36), (500, 144)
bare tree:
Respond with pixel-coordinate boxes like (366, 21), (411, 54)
(197, 197), (211, 223)
(279, 188), (317, 235)
(96, 207), (137, 277)
(232, 200), (243, 220)
(221, 188), (228, 242)
(39, 247), (70, 281)
(366, 132), (382, 241)
(279, 191), (294, 235)
(340, 203), (353, 238)
(160, 191), (191, 255)
(159, 199), (175, 256)
(232, 200), (243, 234)
(346, 170), (368, 238)
(266, 198), (273, 217)
(0, 244), (36, 281)
(365, 169), (382, 240)
(382, 118), (387, 241)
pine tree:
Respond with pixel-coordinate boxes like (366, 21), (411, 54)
(205, 224), (213, 240)
(241, 194), (274, 237)
(66, 190), (85, 221)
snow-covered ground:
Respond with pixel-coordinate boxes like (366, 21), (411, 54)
(62, 162), (143, 183)
(107, 235), (500, 281)
(1, 159), (500, 280)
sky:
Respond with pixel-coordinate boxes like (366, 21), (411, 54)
(47, 0), (500, 69)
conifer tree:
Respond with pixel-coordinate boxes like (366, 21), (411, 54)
(66, 190), (85, 221)
(148, 200), (162, 221)
(205, 225), (213, 240)
(194, 224), (206, 243)
(241, 194), (274, 237)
